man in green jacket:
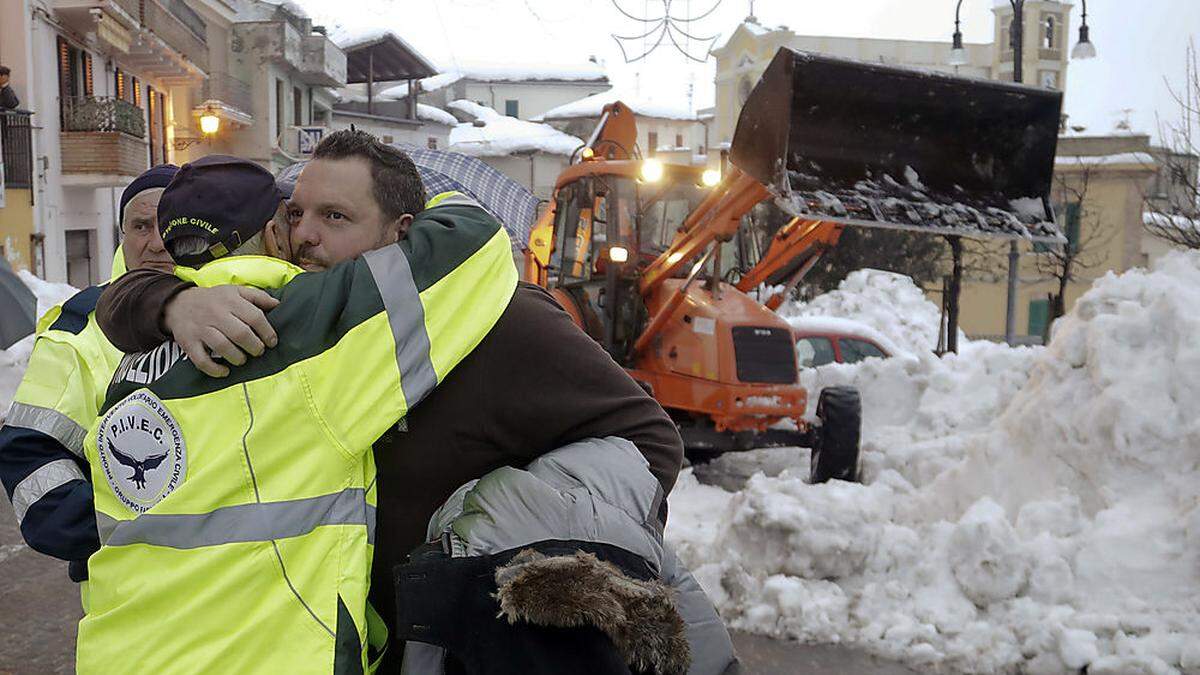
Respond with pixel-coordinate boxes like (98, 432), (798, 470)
(96, 132), (685, 671)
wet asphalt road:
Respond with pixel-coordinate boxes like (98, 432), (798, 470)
(0, 504), (918, 675)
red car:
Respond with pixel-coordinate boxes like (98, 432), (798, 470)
(789, 317), (893, 368)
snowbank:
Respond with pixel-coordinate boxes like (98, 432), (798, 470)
(0, 273), (78, 424)
(669, 252), (1200, 673)
(447, 100), (582, 157)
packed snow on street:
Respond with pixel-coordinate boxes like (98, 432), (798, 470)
(667, 252), (1200, 674)
(3, 255), (1199, 673)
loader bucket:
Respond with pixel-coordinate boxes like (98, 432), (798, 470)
(730, 49), (1065, 243)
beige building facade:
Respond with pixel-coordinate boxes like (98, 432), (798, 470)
(0, 0), (236, 284)
(954, 133), (1188, 341)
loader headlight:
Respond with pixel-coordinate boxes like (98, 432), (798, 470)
(608, 246), (629, 263)
(640, 159), (664, 183)
(701, 168), (721, 187)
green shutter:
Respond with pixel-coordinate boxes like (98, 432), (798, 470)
(1028, 298), (1049, 338)
(1065, 202), (1081, 254)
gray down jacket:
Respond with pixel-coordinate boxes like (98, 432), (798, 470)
(396, 436), (737, 675)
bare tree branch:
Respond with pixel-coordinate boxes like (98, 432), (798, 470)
(1036, 161), (1116, 325)
(1143, 38), (1200, 250)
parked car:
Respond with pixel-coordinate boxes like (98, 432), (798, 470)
(788, 316), (895, 368)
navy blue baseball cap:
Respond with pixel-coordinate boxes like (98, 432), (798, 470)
(119, 164), (179, 223)
(158, 155), (283, 267)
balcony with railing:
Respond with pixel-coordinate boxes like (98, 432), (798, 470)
(142, 0), (209, 73)
(60, 97), (148, 182)
(201, 73), (254, 118)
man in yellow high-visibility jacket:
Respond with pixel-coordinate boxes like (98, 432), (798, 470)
(77, 152), (516, 673)
(0, 165), (187, 590)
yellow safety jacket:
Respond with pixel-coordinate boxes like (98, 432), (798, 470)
(77, 193), (517, 674)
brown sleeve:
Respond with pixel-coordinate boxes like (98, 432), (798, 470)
(96, 269), (194, 352)
(485, 283), (685, 500)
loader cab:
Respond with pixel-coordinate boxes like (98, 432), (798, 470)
(545, 162), (710, 361)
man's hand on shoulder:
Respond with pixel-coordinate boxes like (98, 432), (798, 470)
(164, 286), (280, 377)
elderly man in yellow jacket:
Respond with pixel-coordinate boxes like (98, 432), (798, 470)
(0, 165), (196, 593)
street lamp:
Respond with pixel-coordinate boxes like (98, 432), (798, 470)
(948, 0), (1098, 347)
(1072, 0), (1096, 60)
(199, 107), (220, 135)
(949, 3), (968, 66)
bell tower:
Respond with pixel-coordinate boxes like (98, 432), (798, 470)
(991, 1), (1072, 91)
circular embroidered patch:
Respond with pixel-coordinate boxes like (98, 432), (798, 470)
(97, 390), (187, 514)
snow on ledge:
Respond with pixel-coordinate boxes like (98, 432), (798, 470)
(1054, 152), (1155, 167)
(416, 104), (456, 127)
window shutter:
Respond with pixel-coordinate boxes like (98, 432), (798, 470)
(1065, 202), (1081, 254)
(1027, 299), (1049, 338)
(83, 52), (94, 96)
(57, 37), (72, 98)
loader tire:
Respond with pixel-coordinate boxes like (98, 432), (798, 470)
(809, 386), (861, 484)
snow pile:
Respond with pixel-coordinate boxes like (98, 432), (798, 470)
(669, 252), (1200, 673)
(447, 100), (583, 157)
(779, 268), (958, 356)
(1, 272), (78, 424)
(535, 88), (696, 122)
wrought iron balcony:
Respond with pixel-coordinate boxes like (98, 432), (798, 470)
(61, 96), (146, 138)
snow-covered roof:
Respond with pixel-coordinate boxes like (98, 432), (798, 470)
(535, 89), (696, 122)
(1055, 152), (1156, 167)
(377, 72), (465, 100)
(329, 26), (388, 50)
(447, 100), (583, 157)
(417, 103), (456, 127)
(447, 61), (607, 84)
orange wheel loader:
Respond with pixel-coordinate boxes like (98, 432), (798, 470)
(523, 49), (1064, 477)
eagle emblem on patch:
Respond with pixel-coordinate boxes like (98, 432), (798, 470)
(97, 390), (187, 513)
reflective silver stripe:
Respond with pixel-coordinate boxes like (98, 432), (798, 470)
(6, 402), (87, 457)
(11, 459), (86, 524)
(363, 247), (439, 409)
(96, 487), (369, 549)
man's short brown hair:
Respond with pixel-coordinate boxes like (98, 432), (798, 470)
(312, 129), (424, 220)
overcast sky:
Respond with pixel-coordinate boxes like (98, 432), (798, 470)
(296, 0), (1198, 141)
